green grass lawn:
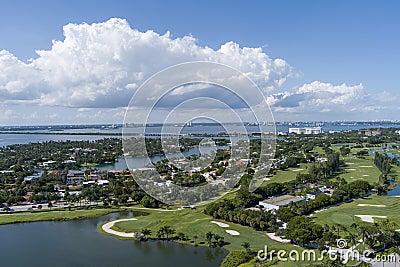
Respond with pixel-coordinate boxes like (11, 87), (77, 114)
(338, 155), (381, 184)
(262, 163), (308, 185)
(108, 207), (299, 253)
(312, 194), (400, 229)
(0, 208), (122, 225)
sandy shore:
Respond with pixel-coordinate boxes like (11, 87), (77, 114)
(101, 218), (138, 237)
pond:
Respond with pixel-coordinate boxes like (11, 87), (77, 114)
(386, 185), (400, 197)
(0, 212), (227, 267)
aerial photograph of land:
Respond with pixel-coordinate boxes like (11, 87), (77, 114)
(1, 1), (399, 267)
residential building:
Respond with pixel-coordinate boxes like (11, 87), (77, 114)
(24, 173), (42, 184)
(288, 127), (322, 135)
(358, 129), (382, 136)
(306, 191), (324, 200)
(66, 170), (85, 185)
(259, 195), (305, 211)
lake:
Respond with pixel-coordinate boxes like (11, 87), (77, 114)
(97, 145), (230, 171)
(0, 212), (227, 267)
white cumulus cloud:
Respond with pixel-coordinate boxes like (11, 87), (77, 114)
(0, 18), (293, 108)
(267, 81), (365, 113)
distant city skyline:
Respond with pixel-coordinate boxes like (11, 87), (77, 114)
(0, 0), (399, 125)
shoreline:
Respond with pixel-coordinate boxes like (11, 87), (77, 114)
(0, 207), (126, 226)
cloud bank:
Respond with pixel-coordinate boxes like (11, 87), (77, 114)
(0, 18), (395, 124)
(266, 81), (398, 120)
(0, 18), (292, 108)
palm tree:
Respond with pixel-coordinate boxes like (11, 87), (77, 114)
(160, 225), (175, 241)
(358, 225), (370, 245)
(193, 234), (198, 244)
(214, 234), (222, 243)
(346, 232), (358, 248)
(156, 229), (164, 239)
(141, 228), (151, 240)
(205, 231), (214, 247)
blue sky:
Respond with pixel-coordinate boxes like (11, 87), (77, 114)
(0, 0), (399, 124)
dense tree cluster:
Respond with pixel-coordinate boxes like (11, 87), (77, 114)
(288, 180), (371, 217)
(374, 152), (394, 184)
(204, 198), (277, 232)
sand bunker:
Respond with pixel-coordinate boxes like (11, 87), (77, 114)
(355, 215), (387, 223)
(225, 230), (240, 236)
(346, 168), (356, 171)
(291, 169), (304, 172)
(211, 221), (229, 228)
(359, 166), (373, 168)
(101, 218), (138, 238)
(267, 233), (290, 243)
(346, 162), (355, 165)
(357, 204), (386, 207)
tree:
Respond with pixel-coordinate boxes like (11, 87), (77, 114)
(118, 194), (128, 205)
(131, 191), (145, 203)
(285, 216), (323, 246)
(193, 234), (198, 244)
(176, 232), (187, 241)
(140, 195), (159, 208)
(358, 225), (370, 245)
(241, 241), (250, 252)
(214, 235), (225, 247)
(206, 231), (214, 247)
(340, 146), (351, 156)
(141, 228), (151, 240)
(159, 225), (175, 241)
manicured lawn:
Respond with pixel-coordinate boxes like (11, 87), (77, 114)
(262, 163), (308, 185)
(109, 207), (299, 253)
(338, 155), (381, 184)
(0, 208), (122, 225)
(312, 194), (400, 228)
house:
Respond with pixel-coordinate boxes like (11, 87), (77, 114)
(42, 160), (57, 167)
(48, 170), (60, 175)
(66, 170), (85, 185)
(62, 160), (76, 164)
(306, 191), (324, 200)
(259, 195), (305, 211)
(0, 170), (14, 174)
(97, 179), (109, 187)
(24, 173), (42, 184)
(83, 181), (95, 187)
